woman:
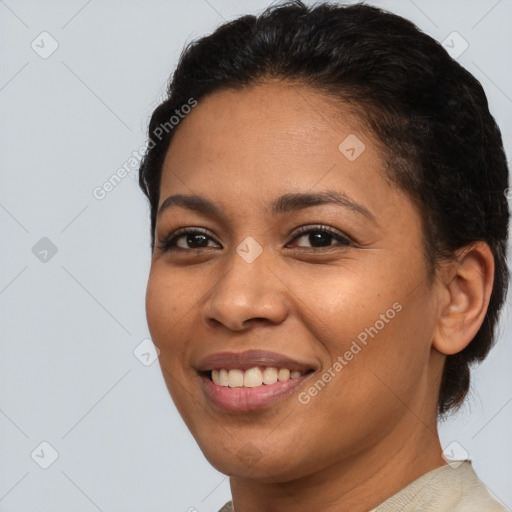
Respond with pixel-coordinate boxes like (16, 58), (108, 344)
(138, 2), (509, 510)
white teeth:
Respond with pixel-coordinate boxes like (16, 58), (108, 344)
(278, 368), (290, 381)
(243, 367), (263, 387)
(228, 369), (244, 388)
(219, 369), (229, 386)
(211, 366), (307, 388)
(262, 367), (278, 385)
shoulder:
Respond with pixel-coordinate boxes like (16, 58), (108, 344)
(217, 501), (234, 512)
(376, 461), (507, 512)
(448, 461), (507, 511)
(217, 462), (507, 512)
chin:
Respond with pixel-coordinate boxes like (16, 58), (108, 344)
(200, 441), (312, 483)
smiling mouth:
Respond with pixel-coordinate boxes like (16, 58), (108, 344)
(203, 367), (315, 388)
(199, 367), (316, 412)
(196, 350), (318, 411)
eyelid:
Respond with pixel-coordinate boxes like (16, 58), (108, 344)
(156, 226), (220, 251)
(157, 223), (355, 252)
(287, 224), (354, 247)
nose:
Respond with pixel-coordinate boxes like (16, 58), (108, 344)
(201, 252), (289, 332)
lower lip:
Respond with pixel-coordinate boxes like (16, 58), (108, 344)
(199, 372), (312, 412)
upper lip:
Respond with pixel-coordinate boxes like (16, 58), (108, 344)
(196, 350), (316, 372)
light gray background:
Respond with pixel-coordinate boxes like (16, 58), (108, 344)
(1, 1), (511, 511)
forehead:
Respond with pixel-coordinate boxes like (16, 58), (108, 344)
(169, 80), (365, 151)
(156, 82), (424, 253)
(159, 81), (385, 197)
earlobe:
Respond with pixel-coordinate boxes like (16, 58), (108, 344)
(432, 242), (495, 356)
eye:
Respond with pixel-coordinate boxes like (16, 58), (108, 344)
(286, 225), (352, 249)
(157, 228), (220, 252)
(156, 224), (353, 254)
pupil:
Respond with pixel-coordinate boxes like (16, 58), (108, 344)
(310, 231), (331, 247)
(189, 234), (208, 247)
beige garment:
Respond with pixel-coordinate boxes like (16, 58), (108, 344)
(217, 460), (507, 511)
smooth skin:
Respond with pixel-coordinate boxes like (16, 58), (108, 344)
(145, 80), (494, 512)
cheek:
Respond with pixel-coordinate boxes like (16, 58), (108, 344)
(297, 262), (433, 400)
(145, 266), (189, 355)
(292, 265), (399, 347)
(332, 289), (436, 416)
(145, 274), (171, 340)
(145, 268), (195, 405)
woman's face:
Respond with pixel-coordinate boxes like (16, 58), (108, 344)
(146, 81), (444, 481)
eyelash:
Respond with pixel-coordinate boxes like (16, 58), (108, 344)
(156, 224), (353, 253)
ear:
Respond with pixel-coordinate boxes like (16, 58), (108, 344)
(432, 241), (495, 356)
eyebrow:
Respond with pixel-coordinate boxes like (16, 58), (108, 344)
(158, 190), (376, 223)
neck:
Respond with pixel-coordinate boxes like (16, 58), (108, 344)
(228, 414), (446, 512)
